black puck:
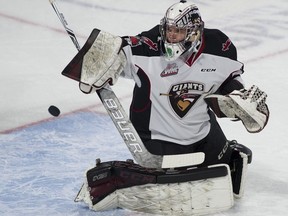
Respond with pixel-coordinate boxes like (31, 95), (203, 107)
(48, 105), (60, 117)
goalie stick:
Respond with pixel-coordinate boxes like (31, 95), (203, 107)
(49, 0), (205, 168)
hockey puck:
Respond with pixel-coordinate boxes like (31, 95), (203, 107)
(48, 105), (60, 117)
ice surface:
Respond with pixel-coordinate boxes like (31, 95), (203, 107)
(0, 0), (288, 215)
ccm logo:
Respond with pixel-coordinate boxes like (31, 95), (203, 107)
(104, 98), (143, 153)
(201, 68), (216, 72)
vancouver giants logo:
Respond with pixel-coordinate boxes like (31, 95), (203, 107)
(161, 82), (204, 118)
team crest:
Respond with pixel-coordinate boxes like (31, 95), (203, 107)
(161, 82), (204, 118)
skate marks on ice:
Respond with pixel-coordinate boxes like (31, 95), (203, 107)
(0, 112), (131, 216)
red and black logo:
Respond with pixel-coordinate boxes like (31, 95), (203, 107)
(161, 82), (204, 118)
(126, 36), (142, 47)
(142, 36), (158, 51)
(222, 38), (232, 51)
(125, 36), (158, 51)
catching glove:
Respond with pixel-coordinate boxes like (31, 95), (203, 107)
(205, 85), (269, 133)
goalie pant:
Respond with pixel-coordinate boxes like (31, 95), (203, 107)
(75, 142), (252, 215)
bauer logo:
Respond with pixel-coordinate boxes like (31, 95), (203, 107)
(104, 98), (143, 153)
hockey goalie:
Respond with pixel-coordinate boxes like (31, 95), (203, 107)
(61, 1), (269, 215)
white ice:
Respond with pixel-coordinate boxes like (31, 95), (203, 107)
(0, 0), (288, 215)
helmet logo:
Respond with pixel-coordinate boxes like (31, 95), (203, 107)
(175, 8), (201, 26)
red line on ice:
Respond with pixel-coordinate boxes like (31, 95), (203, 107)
(0, 104), (105, 134)
(0, 12), (87, 39)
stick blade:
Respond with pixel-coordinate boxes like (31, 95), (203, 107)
(161, 152), (205, 168)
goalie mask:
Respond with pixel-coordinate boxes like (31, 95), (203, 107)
(160, 0), (204, 61)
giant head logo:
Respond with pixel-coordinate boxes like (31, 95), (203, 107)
(161, 82), (204, 118)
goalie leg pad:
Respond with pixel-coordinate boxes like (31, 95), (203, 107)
(75, 160), (234, 215)
(229, 141), (252, 198)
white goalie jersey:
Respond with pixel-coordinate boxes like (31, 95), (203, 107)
(121, 26), (245, 145)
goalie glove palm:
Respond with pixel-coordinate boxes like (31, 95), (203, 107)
(205, 85), (269, 133)
(81, 31), (127, 89)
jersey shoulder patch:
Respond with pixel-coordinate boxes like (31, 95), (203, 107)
(203, 28), (237, 61)
(122, 25), (161, 57)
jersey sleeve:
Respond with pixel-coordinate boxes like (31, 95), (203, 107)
(203, 28), (238, 61)
(203, 28), (245, 95)
(120, 25), (162, 80)
(121, 25), (161, 56)
(218, 76), (245, 95)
